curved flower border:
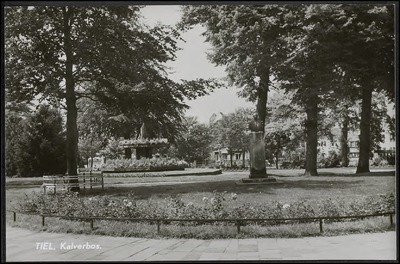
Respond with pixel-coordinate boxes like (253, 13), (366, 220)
(101, 157), (188, 171)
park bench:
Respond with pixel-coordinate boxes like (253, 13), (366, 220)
(78, 168), (104, 191)
(42, 175), (61, 194)
(42, 173), (104, 194)
(42, 175), (79, 194)
(80, 173), (104, 191)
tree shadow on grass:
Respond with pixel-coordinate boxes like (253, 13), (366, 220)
(316, 171), (395, 177)
(81, 178), (366, 199)
(6, 184), (43, 189)
(353, 171), (395, 176)
(269, 170), (395, 177)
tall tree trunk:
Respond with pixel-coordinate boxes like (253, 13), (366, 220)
(256, 69), (269, 133)
(64, 7), (79, 191)
(356, 85), (373, 173)
(341, 116), (349, 167)
(275, 151), (279, 169)
(253, 68), (269, 176)
(124, 132), (132, 159)
(136, 125), (141, 139)
(304, 94), (318, 176)
(275, 139), (281, 169)
(242, 149), (246, 169)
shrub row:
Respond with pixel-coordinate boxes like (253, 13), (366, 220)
(101, 157), (188, 171)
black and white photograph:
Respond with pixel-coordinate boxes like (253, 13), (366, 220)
(2, 1), (398, 262)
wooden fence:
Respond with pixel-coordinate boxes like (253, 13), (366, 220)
(8, 210), (395, 234)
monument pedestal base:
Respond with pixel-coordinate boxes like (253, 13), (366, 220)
(242, 117), (280, 186)
(241, 177), (277, 183)
(236, 177), (279, 186)
(249, 168), (268, 178)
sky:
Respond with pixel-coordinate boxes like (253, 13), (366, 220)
(140, 5), (254, 124)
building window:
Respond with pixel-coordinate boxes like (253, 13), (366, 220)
(235, 153), (241, 160)
(349, 152), (359, 158)
(350, 141), (359, 148)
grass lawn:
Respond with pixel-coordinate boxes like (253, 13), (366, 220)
(5, 168), (396, 239)
(6, 168), (396, 208)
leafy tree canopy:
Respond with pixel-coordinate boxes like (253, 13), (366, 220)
(173, 116), (213, 163)
(8, 105), (67, 177)
(5, 5), (221, 176)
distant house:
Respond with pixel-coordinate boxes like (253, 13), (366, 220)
(211, 148), (250, 168)
(347, 131), (361, 166)
(374, 128), (396, 161)
(317, 125), (395, 167)
(207, 112), (251, 168)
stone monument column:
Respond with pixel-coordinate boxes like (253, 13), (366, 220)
(249, 130), (267, 178)
(242, 115), (276, 183)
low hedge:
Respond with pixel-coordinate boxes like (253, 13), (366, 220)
(101, 157), (188, 172)
(14, 191), (395, 227)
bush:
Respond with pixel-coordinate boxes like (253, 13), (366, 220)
(372, 157), (382, 166)
(5, 112), (24, 176)
(14, 191), (395, 228)
(101, 157), (188, 171)
(318, 198), (346, 222)
(386, 156), (395, 165)
(207, 162), (217, 169)
(380, 159), (389, 166)
(372, 157), (391, 167)
(290, 160), (305, 169)
(9, 105), (67, 177)
(280, 162), (291, 169)
(317, 150), (341, 168)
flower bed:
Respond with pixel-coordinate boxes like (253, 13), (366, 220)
(119, 138), (168, 147)
(103, 166), (185, 172)
(14, 191), (395, 225)
(101, 157), (188, 172)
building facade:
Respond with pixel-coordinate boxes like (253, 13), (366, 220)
(317, 126), (395, 167)
(210, 148), (250, 168)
